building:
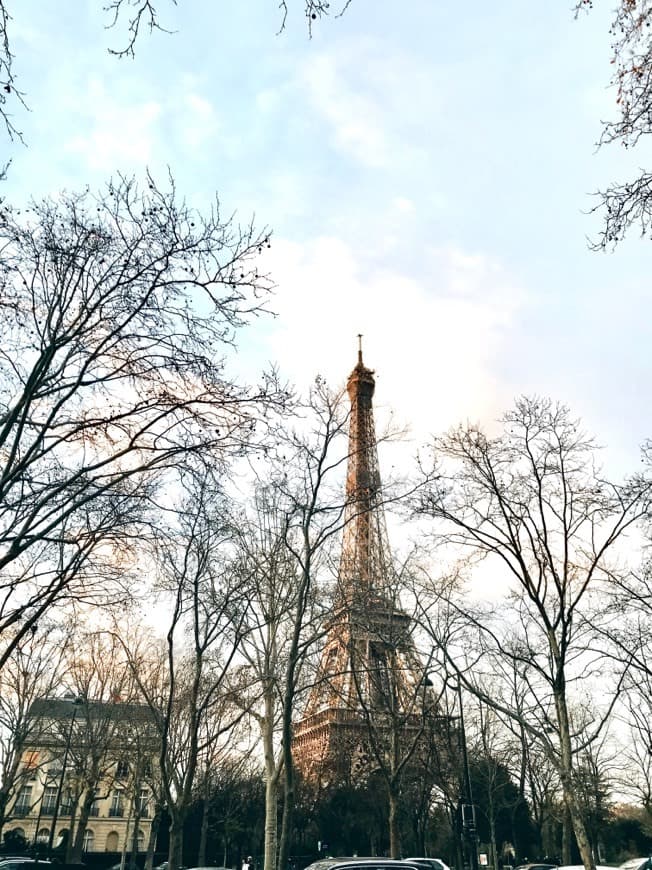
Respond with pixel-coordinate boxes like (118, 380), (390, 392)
(6, 695), (158, 857)
(293, 344), (437, 788)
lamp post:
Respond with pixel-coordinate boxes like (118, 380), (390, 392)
(47, 696), (83, 855)
(453, 681), (478, 870)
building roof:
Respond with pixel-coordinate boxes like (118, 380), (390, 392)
(28, 696), (156, 724)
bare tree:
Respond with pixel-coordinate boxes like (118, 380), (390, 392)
(0, 0), (355, 147)
(619, 673), (652, 820)
(118, 468), (251, 870)
(233, 378), (353, 870)
(59, 629), (157, 866)
(0, 620), (71, 839)
(0, 173), (282, 671)
(469, 697), (536, 870)
(415, 396), (652, 870)
(232, 486), (307, 870)
(341, 574), (444, 858)
(576, 0), (652, 246)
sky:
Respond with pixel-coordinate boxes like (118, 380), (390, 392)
(4, 0), (652, 479)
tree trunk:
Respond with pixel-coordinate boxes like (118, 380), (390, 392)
(120, 793), (135, 870)
(388, 786), (400, 859)
(565, 795), (595, 870)
(489, 813), (498, 870)
(198, 794), (209, 868)
(70, 791), (94, 863)
(168, 815), (185, 870)
(277, 758), (293, 870)
(278, 561), (309, 870)
(264, 771), (279, 870)
(557, 686), (594, 870)
(62, 784), (81, 863)
(145, 806), (162, 870)
(130, 803), (143, 870)
(263, 687), (280, 870)
(562, 805), (572, 866)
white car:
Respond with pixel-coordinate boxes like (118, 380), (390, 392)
(405, 858), (451, 870)
(557, 865), (612, 870)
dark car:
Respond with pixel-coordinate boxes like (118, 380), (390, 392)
(514, 864), (557, 870)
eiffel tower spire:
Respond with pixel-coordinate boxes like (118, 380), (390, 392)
(337, 335), (394, 606)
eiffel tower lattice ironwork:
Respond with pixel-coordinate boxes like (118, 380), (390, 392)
(293, 341), (430, 785)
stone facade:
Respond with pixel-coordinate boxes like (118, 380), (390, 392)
(6, 696), (158, 856)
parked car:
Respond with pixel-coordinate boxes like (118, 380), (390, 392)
(514, 864), (558, 870)
(557, 865), (611, 870)
(620, 860), (652, 870)
(303, 859), (423, 870)
(0, 861), (53, 870)
(405, 857), (451, 870)
(185, 867), (232, 870)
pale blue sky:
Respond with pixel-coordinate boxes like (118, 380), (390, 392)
(4, 1), (651, 474)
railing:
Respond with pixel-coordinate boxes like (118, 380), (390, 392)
(89, 806), (100, 817)
(12, 806), (31, 818)
(109, 806), (124, 818)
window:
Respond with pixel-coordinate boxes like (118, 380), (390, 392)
(83, 829), (94, 852)
(116, 759), (129, 779)
(109, 790), (124, 818)
(36, 828), (49, 844)
(136, 830), (145, 852)
(106, 831), (119, 851)
(60, 787), (73, 815)
(41, 785), (58, 815)
(14, 786), (32, 816)
(23, 751), (39, 780)
(135, 788), (149, 818)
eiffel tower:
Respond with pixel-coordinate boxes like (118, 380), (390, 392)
(293, 340), (431, 786)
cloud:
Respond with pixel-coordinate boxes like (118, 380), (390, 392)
(260, 234), (525, 443)
(63, 79), (162, 171)
(300, 53), (390, 167)
(393, 197), (415, 213)
(296, 40), (439, 170)
(62, 77), (221, 173)
(181, 92), (219, 150)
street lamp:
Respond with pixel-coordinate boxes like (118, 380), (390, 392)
(47, 695), (84, 855)
(451, 681), (478, 870)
